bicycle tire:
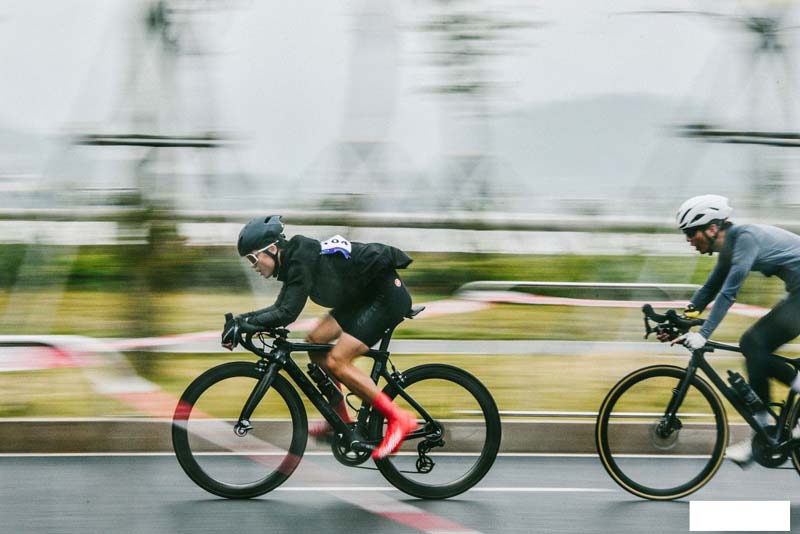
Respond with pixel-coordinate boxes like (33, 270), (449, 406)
(368, 364), (501, 499)
(787, 398), (800, 475)
(595, 365), (727, 500)
(172, 361), (307, 499)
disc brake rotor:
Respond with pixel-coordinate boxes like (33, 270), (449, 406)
(649, 419), (680, 451)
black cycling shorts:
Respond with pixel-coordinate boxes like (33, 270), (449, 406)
(330, 270), (412, 347)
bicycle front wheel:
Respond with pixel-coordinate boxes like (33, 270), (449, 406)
(595, 365), (727, 500)
(369, 364), (501, 499)
(172, 362), (308, 499)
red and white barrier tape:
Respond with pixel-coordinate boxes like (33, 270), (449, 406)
(458, 290), (769, 318)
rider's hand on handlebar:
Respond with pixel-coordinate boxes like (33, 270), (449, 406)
(672, 331), (706, 350)
(221, 314), (268, 350)
(237, 319), (262, 335)
(221, 314), (237, 351)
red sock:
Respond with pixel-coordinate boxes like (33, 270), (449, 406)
(372, 391), (400, 420)
(371, 392), (417, 459)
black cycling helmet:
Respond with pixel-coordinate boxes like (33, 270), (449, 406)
(237, 215), (285, 257)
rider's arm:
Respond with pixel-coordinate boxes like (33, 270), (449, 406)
(238, 284), (289, 321)
(690, 261), (728, 313)
(697, 231), (759, 339)
(245, 265), (312, 328)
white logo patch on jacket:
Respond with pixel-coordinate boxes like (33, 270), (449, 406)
(320, 235), (352, 259)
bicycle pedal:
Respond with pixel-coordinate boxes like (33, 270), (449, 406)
(350, 441), (375, 453)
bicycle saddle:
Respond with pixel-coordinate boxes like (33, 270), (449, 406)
(405, 305), (426, 319)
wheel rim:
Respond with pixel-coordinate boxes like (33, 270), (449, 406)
(374, 369), (499, 496)
(787, 400), (800, 472)
(598, 368), (726, 499)
(174, 370), (303, 493)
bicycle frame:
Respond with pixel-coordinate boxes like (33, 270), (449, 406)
(597, 304), (800, 500)
(668, 340), (800, 449)
(235, 326), (437, 449)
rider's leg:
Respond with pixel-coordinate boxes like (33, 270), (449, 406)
(765, 293), (800, 438)
(305, 316), (352, 436)
(321, 333), (417, 459)
(322, 333), (377, 400)
(739, 294), (800, 408)
(729, 294), (800, 466)
(326, 271), (416, 459)
(771, 293), (800, 395)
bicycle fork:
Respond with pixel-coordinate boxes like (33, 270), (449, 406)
(235, 358), (280, 436)
(656, 364), (700, 437)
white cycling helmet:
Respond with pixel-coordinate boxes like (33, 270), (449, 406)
(676, 195), (733, 231)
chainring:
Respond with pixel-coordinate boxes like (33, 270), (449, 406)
(752, 426), (788, 468)
(331, 426), (372, 467)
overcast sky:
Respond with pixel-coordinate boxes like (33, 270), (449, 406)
(1, 0), (796, 179)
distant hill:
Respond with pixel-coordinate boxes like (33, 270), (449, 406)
(492, 93), (753, 202)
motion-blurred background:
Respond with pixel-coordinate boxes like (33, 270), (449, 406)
(1, 0), (799, 424)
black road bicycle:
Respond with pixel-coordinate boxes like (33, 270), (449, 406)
(595, 304), (800, 500)
(172, 306), (501, 500)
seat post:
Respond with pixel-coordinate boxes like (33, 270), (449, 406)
(378, 325), (397, 352)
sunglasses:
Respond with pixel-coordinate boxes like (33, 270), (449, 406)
(245, 243), (276, 266)
(682, 227), (701, 238)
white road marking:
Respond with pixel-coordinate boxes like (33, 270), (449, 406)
(274, 487), (612, 493)
(0, 451), (602, 458)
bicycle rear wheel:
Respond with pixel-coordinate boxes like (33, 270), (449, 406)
(369, 364), (501, 499)
(787, 398), (800, 475)
(595, 365), (727, 500)
(172, 361), (307, 499)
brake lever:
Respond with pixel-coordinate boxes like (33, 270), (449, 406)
(643, 317), (654, 339)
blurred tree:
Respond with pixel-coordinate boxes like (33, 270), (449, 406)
(417, 0), (540, 211)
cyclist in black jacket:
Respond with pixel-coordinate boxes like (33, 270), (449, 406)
(223, 215), (417, 459)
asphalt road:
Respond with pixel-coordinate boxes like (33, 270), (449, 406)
(2, 454), (800, 534)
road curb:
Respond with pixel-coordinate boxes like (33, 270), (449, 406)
(0, 419), (752, 454)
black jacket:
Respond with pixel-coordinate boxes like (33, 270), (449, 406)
(245, 235), (412, 328)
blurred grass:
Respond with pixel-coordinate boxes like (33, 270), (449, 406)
(0, 290), (776, 343)
(0, 249), (788, 339)
(3, 351), (796, 421)
(0, 247), (795, 418)
(399, 303), (760, 342)
(0, 246), (791, 302)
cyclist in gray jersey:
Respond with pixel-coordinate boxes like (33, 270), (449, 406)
(672, 195), (800, 466)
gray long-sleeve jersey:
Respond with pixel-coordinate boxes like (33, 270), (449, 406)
(691, 224), (800, 339)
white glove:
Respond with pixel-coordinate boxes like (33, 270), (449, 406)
(672, 332), (707, 350)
